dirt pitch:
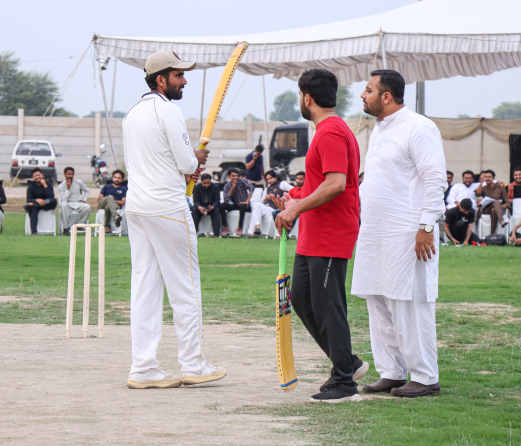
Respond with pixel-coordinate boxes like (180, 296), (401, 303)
(0, 323), (333, 445)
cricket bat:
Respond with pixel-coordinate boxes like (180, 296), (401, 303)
(276, 228), (298, 391)
(186, 41), (249, 196)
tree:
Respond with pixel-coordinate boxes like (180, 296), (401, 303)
(491, 101), (521, 119)
(0, 51), (73, 116)
(83, 111), (127, 118)
(270, 90), (300, 122)
(242, 114), (263, 121)
(457, 113), (472, 118)
(335, 86), (353, 118)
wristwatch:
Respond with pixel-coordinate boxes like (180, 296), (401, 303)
(420, 224), (434, 233)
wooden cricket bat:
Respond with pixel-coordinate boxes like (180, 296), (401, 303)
(276, 228), (298, 391)
(186, 41), (249, 196)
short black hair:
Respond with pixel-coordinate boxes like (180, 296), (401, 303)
(228, 168), (239, 175)
(296, 171), (305, 177)
(358, 171), (364, 179)
(31, 167), (42, 175)
(255, 145), (264, 153)
(513, 166), (521, 173)
(145, 68), (175, 90)
(239, 170), (247, 177)
(447, 170), (454, 177)
(462, 170), (474, 178)
(201, 173), (211, 181)
(485, 169), (496, 178)
(113, 169), (125, 179)
(265, 170), (277, 180)
(64, 166), (74, 174)
(370, 70), (405, 105)
(298, 69), (338, 108)
(460, 198), (472, 210)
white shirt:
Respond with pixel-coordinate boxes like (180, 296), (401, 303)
(58, 179), (90, 203)
(122, 93), (198, 216)
(446, 182), (479, 210)
(352, 106), (447, 301)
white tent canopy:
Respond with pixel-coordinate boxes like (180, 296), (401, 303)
(94, 0), (521, 85)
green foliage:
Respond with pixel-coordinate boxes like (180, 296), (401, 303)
(491, 101), (521, 119)
(83, 111), (127, 118)
(335, 86), (353, 118)
(457, 113), (472, 118)
(0, 51), (73, 117)
(270, 90), (300, 122)
(242, 114), (263, 121)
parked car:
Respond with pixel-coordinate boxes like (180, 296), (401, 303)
(10, 140), (61, 183)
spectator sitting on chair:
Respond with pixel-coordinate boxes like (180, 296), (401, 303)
(446, 170), (479, 210)
(248, 170), (292, 236)
(444, 198), (480, 245)
(192, 173), (221, 236)
(58, 167), (91, 235)
(475, 170), (510, 233)
(272, 171), (304, 222)
(98, 170), (127, 233)
(220, 168), (254, 237)
(507, 166), (521, 204)
(444, 170), (454, 206)
(245, 144), (265, 186)
(510, 220), (521, 247)
(23, 168), (57, 235)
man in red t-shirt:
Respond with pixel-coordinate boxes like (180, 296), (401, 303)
(288, 171), (305, 200)
(273, 69), (368, 403)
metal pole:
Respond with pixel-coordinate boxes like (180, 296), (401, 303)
(416, 81), (425, 115)
(110, 59), (117, 119)
(97, 55), (118, 167)
(262, 75), (269, 171)
(198, 69), (206, 136)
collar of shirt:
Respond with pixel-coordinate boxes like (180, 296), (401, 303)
(141, 92), (168, 102)
(375, 105), (408, 128)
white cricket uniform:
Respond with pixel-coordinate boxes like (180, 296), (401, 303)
(57, 179), (91, 229)
(123, 92), (207, 375)
(351, 106), (447, 386)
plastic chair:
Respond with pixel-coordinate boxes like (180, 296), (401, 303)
(477, 210), (509, 240)
(94, 208), (127, 236)
(25, 209), (56, 235)
(196, 214), (214, 235)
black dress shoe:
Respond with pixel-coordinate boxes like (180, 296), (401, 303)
(63, 228), (70, 235)
(390, 381), (441, 398)
(362, 378), (408, 394)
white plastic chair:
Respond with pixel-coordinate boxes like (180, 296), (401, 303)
(477, 210), (509, 240)
(196, 214), (214, 235)
(94, 207), (127, 236)
(25, 209), (56, 235)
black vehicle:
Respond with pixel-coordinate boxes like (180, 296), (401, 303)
(269, 122), (311, 180)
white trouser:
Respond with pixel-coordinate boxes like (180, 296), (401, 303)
(127, 209), (207, 376)
(366, 293), (439, 385)
(59, 202), (91, 229)
(248, 202), (273, 234)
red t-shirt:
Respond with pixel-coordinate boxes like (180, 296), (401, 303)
(296, 116), (360, 259)
(288, 186), (303, 200)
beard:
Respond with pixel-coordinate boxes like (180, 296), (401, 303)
(363, 96), (384, 117)
(163, 79), (184, 101)
(300, 101), (312, 121)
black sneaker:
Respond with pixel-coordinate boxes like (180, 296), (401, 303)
(114, 214), (122, 227)
(310, 382), (362, 403)
(254, 227), (261, 235)
(319, 357), (369, 392)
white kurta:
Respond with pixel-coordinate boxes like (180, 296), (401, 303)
(446, 182), (479, 210)
(351, 106), (447, 302)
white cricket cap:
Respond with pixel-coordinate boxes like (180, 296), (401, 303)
(144, 50), (196, 76)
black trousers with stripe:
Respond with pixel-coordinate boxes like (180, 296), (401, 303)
(292, 254), (360, 385)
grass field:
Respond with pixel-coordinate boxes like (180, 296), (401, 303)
(1, 212), (520, 445)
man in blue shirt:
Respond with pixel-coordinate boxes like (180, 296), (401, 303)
(245, 145), (265, 186)
(98, 170), (127, 233)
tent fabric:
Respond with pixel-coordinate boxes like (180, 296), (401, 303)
(344, 117), (521, 143)
(94, 0), (521, 85)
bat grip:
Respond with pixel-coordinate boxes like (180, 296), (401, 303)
(279, 228), (287, 275)
(185, 143), (207, 197)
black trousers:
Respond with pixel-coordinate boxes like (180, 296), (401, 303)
(220, 203), (251, 228)
(192, 206), (221, 235)
(449, 220), (480, 244)
(28, 198), (57, 233)
(292, 254), (361, 384)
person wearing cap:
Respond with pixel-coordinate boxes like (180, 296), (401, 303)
(122, 50), (226, 389)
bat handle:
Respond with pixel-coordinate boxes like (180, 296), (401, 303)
(279, 228), (287, 275)
(185, 143), (208, 197)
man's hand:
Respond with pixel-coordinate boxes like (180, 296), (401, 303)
(79, 200), (85, 203)
(194, 149), (210, 165)
(66, 178), (72, 189)
(239, 200), (249, 206)
(275, 207), (298, 234)
(198, 206), (207, 215)
(35, 198), (46, 206)
(207, 205), (214, 212)
(416, 229), (436, 262)
(463, 240), (469, 246)
(271, 192), (296, 211)
(498, 181), (506, 188)
(455, 201), (461, 207)
(41, 179), (48, 188)
(185, 166), (206, 185)
(502, 203), (509, 209)
(510, 234), (517, 243)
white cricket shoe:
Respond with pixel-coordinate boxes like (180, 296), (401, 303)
(182, 363), (227, 386)
(127, 369), (182, 389)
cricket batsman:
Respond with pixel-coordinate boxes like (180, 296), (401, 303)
(122, 51), (226, 389)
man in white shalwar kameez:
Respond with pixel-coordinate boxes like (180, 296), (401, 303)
(351, 70), (447, 398)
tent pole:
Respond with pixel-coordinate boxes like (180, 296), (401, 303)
(381, 32), (387, 69)
(97, 54), (118, 167)
(262, 75), (269, 171)
(198, 69), (206, 136)
(110, 59), (117, 119)
(416, 81), (425, 116)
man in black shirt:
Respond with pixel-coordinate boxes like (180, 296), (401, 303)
(444, 198), (480, 245)
(192, 174), (221, 236)
(23, 168), (57, 234)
